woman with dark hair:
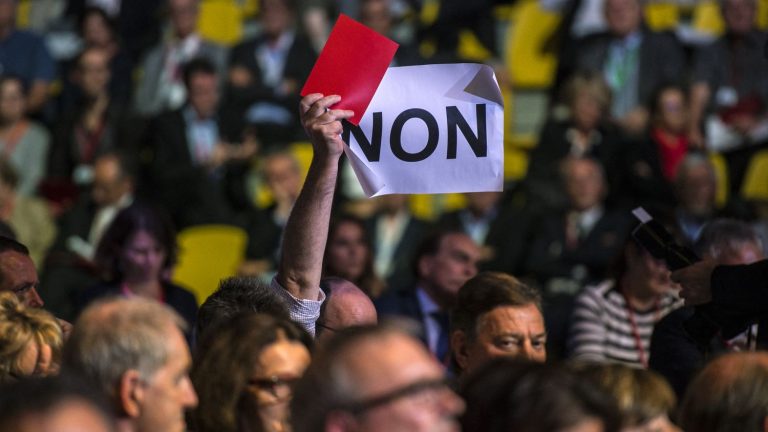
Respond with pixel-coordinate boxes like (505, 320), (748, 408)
(323, 214), (385, 298)
(192, 313), (312, 432)
(77, 204), (197, 327)
(461, 358), (621, 432)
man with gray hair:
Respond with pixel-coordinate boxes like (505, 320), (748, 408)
(650, 218), (765, 398)
(62, 297), (198, 432)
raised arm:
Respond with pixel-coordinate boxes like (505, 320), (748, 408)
(276, 94), (353, 300)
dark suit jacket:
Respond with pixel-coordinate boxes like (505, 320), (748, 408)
(574, 29), (685, 109)
(375, 285), (427, 344)
(618, 131), (678, 209)
(525, 208), (633, 292)
(365, 213), (430, 292)
(148, 108), (248, 228)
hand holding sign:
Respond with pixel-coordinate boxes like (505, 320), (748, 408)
(300, 94), (355, 160)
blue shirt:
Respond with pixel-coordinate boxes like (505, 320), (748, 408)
(0, 30), (55, 86)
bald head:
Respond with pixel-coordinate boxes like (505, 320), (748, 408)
(317, 278), (377, 339)
(680, 352), (768, 432)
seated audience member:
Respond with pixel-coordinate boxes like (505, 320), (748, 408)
(192, 313), (311, 432)
(438, 191), (530, 275)
(59, 7), (133, 110)
(196, 276), (291, 338)
(650, 219), (765, 398)
(359, 0), (423, 66)
(0, 375), (115, 432)
(450, 272), (546, 377)
(461, 359), (620, 432)
(291, 324), (465, 432)
(0, 291), (62, 382)
(568, 238), (683, 367)
(0, 236), (44, 308)
(0, 0), (56, 115)
(375, 229), (481, 360)
(324, 214), (385, 298)
(0, 75), (49, 196)
(573, 363), (679, 432)
(674, 153), (718, 244)
(526, 157), (632, 298)
(48, 47), (139, 191)
(316, 277), (378, 341)
(240, 151), (304, 277)
(527, 72), (624, 210)
(78, 204), (197, 330)
(149, 58), (257, 228)
(622, 83), (690, 208)
(63, 297), (198, 432)
(0, 156), (55, 267)
(40, 152), (133, 321)
(133, 0), (227, 117)
(679, 352), (768, 432)
(689, 0), (768, 158)
(225, 0), (317, 146)
(365, 194), (430, 291)
(573, 0), (684, 134)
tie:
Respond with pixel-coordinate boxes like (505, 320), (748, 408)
(432, 311), (450, 364)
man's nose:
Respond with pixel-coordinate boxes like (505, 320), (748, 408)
(26, 288), (44, 308)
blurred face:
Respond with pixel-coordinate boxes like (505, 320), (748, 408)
(188, 72), (219, 118)
(260, 0), (293, 39)
(655, 88), (687, 134)
(78, 49), (111, 98)
(264, 156), (302, 203)
(572, 90), (603, 132)
(465, 192), (501, 216)
(326, 222), (368, 282)
(342, 333), (464, 432)
(605, 0), (642, 37)
(0, 0), (16, 29)
(0, 79), (25, 123)
(82, 13), (113, 48)
(376, 194), (409, 214)
(120, 230), (166, 283)
(723, 0), (756, 35)
(135, 324), (197, 432)
(246, 335), (311, 432)
(91, 157), (131, 208)
(564, 159), (605, 211)
(713, 241), (764, 266)
(170, 0), (199, 38)
(630, 248), (675, 297)
(0, 251), (42, 308)
(14, 399), (113, 432)
(419, 234), (480, 302)
(360, 0), (392, 36)
(678, 164), (716, 216)
(459, 304), (547, 374)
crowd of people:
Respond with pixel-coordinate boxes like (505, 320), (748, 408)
(1, 0), (768, 430)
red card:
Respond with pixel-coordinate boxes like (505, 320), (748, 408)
(300, 14), (398, 125)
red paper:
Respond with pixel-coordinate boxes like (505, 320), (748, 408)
(300, 14), (398, 125)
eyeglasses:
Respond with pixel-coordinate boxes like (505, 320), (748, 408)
(345, 378), (453, 415)
(247, 376), (300, 399)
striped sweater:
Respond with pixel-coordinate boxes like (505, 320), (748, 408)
(567, 280), (683, 368)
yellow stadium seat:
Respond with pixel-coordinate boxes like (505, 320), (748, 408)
(197, 0), (244, 46)
(16, 0), (30, 28)
(644, 2), (680, 31)
(692, 1), (725, 36)
(505, 1), (561, 89)
(741, 150), (768, 201)
(708, 152), (729, 208)
(172, 225), (248, 305)
(504, 147), (529, 181)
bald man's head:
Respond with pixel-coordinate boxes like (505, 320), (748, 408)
(680, 352), (768, 432)
(317, 278), (377, 340)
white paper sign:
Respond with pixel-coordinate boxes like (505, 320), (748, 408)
(341, 63), (504, 197)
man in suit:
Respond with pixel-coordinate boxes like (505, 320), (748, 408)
(375, 230), (482, 361)
(133, 0), (228, 117)
(573, 0), (684, 134)
(149, 58), (256, 228)
(225, 0), (317, 146)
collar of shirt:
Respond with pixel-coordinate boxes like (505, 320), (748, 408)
(569, 205), (604, 236)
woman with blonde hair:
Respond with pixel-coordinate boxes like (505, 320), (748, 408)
(0, 292), (63, 382)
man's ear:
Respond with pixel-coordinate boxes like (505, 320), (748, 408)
(118, 369), (144, 419)
(451, 330), (470, 372)
(325, 410), (358, 432)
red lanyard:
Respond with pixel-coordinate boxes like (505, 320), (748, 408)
(622, 292), (660, 368)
